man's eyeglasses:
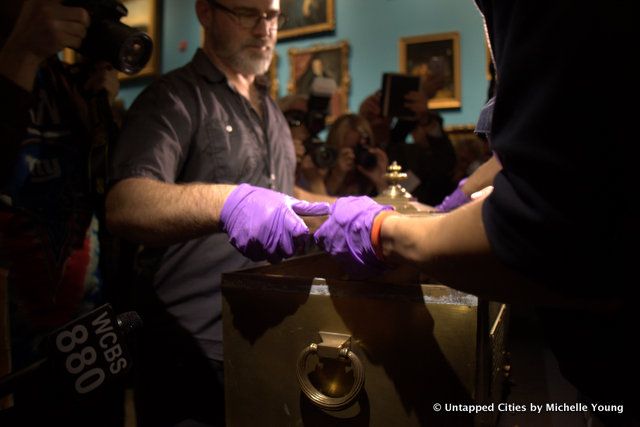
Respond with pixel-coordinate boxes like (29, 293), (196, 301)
(208, 0), (287, 30)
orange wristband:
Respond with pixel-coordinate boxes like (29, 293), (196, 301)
(370, 210), (397, 261)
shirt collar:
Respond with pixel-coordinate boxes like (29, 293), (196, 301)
(192, 48), (226, 84)
(192, 48), (270, 96)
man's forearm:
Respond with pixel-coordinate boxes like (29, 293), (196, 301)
(106, 177), (236, 246)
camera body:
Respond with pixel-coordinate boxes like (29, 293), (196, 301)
(303, 137), (337, 169)
(303, 95), (338, 169)
(63, 0), (153, 74)
(284, 107), (337, 169)
(285, 77), (338, 169)
(354, 143), (378, 170)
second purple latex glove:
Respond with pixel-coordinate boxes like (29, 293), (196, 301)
(314, 196), (393, 276)
(221, 184), (330, 263)
(434, 178), (471, 212)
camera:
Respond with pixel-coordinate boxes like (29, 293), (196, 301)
(63, 0), (153, 74)
(285, 77), (338, 169)
(354, 133), (378, 170)
(303, 138), (337, 169)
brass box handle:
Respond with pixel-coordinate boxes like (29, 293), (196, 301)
(296, 332), (365, 411)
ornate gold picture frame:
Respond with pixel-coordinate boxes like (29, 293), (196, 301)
(287, 40), (351, 122)
(278, 0), (335, 41)
(399, 32), (461, 110)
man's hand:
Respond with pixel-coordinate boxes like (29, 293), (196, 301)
(358, 91), (382, 119)
(6, 0), (90, 62)
(220, 184), (330, 263)
(403, 90), (429, 116)
(0, 0), (90, 90)
(358, 91), (390, 147)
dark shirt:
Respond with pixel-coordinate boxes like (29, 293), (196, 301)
(0, 57), (121, 427)
(477, 0), (638, 410)
(110, 49), (296, 361)
(0, 59), (104, 365)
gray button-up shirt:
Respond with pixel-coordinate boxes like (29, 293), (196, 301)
(110, 49), (296, 361)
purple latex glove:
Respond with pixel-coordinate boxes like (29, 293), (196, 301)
(220, 184), (330, 263)
(434, 178), (471, 212)
(314, 196), (393, 277)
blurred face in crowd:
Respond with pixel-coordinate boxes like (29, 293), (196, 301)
(341, 127), (369, 150)
(285, 106), (310, 163)
(201, 0), (280, 76)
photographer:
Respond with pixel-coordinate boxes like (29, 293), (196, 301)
(0, 0), (128, 425)
(324, 113), (389, 197)
(278, 94), (330, 195)
(359, 72), (457, 206)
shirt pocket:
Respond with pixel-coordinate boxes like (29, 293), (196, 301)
(200, 120), (262, 183)
(197, 121), (232, 182)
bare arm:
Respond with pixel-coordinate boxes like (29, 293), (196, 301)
(380, 199), (581, 306)
(106, 177), (235, 246)
(460, 154), (501, 195)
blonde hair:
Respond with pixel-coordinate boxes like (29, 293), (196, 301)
(326, 114), (375, 149)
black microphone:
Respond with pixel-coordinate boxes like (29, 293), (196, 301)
(0, 304), (142, 399)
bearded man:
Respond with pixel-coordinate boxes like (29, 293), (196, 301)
(105, 1), (330, 425)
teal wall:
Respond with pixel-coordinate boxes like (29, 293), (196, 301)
(119, 0), (488, 126)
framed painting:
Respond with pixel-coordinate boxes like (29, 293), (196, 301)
(278, 0), (335, 40)
(399, 32), (461, 110)
(287, 40), (350, 122)
(63, 0), (159, 81)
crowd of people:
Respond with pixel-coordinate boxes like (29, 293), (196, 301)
(281, 80), (468, 207)
(1, 0), (636, 426)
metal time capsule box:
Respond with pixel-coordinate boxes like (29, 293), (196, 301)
(222, 253), (508, 426)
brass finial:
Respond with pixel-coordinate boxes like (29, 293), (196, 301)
(384, 161), (408, 186)
(374, 161), (417, 212)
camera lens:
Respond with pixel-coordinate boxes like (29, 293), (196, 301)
(118, 32), (153, 74)
(304, 138), (337, 169)
(312, 145), (337, 169)
(355, 144), (378, 170)
(83, 19), (153, 75)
